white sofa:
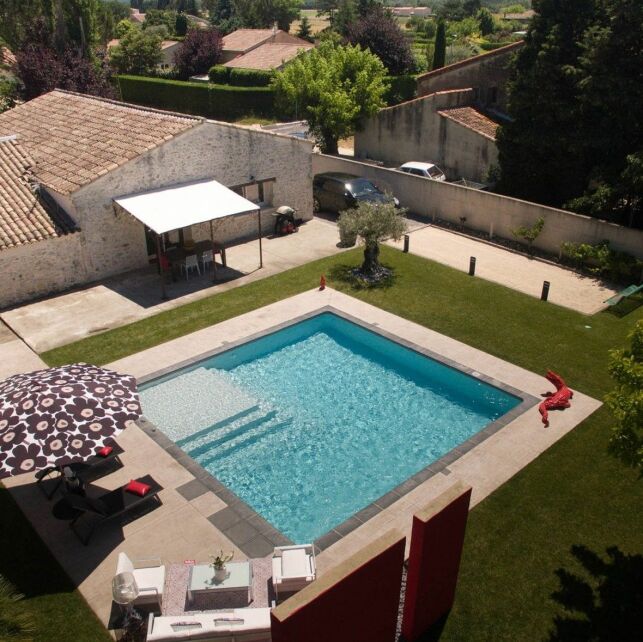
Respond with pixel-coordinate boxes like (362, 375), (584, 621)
(145, 608), (271, 641)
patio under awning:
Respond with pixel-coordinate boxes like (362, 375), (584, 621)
(114, 178), (263, 299)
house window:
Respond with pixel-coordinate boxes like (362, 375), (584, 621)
(232, 178), (275, 207)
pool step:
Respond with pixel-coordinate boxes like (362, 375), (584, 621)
(175, 405), (260, 448)
(187, 410), (279, 459)
(188, 407), (293, 466)
(139, 367), (259, 442)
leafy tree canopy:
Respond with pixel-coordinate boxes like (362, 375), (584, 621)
(109, 26), (163, 74)
(296, 16), (314, 42)
(497, 0), (643, 227)
(346, 6), (415, 75)
(605, 319), (643, 474)
(272, 40), (387, 153)
(233, 0), (300, 32)
(173, 27), (222, 79)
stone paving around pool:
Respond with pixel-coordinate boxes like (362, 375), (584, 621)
(3, 288), (602, 631)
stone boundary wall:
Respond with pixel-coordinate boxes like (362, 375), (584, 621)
(312, 154), (643, 259)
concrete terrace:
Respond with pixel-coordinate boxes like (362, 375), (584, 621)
(1, 217), (617, 354)
(3, 288), (602, 629)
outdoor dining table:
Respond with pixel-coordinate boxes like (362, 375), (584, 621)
(165, 240), (227, 279)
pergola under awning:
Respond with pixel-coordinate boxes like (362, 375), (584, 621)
(114, 178), (263, 299)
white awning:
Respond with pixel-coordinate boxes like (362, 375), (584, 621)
(114, 178), (260, 235)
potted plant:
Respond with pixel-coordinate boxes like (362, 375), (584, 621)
(210, 551), (234, 582)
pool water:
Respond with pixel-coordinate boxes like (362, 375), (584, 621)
(140, 312), (520, 543)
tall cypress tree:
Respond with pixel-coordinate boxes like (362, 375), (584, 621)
(432, 19), (446, 69)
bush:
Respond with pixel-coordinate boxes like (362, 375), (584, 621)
(229, 68), (274, 87)
(208, 64), (230, 84)
(384, 74), (417, 105)
(115, 75), (275, 120)
(560, 240), (643, 283)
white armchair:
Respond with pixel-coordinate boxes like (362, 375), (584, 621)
(115, 552), (166, 611)
(271, 544), (316, 599)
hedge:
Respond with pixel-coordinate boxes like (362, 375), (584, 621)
(384, 74), (417, 105)
(208, 66), (274, 87)
(115, 75), (275, 121)
(208, 65), (230, 84)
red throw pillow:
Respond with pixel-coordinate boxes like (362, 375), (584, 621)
(125, 479), (151, 497)
(97, 445), (113, 457)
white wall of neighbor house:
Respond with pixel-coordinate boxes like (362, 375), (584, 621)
(355, 89), (497, 183)
(312, 154), (643, 259)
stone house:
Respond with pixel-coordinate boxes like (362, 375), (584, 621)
(0, 90), (313, 308)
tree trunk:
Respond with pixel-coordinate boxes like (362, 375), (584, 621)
(361, 242), (380, 275)
(321, 135), (339, 155)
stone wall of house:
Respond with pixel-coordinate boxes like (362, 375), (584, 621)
(0, 233), (86, 308)
(312, 154), (643, 259)
(355, 89), (498, 183)
(2, 122), (312, 307)
(69, 121), (312, 277)
(415, 41), (523, 110)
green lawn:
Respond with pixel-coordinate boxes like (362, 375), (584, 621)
(11, 246), (642, 639)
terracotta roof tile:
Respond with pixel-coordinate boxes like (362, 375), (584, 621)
(0, 137), (77, 250)
(222, 29), (275, 52)
(437, 106), (499, 140)
(0, 90), (199, 195)
(223, 42), (314, 70)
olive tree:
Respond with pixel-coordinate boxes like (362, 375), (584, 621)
(338, 201), (407, 279)
(605, 319), (643, 474)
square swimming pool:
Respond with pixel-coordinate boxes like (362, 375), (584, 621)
(140, 311), (525, 544)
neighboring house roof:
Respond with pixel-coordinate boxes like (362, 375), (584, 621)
(223, 42), (314, 70)
(0, 136), (77, 250)
(437, 106), (499, 140)
(222, 29), (276, 52)
(130, 8), (145, 24)
(391, 7), (433, 16)
(0, 90), (199, 195)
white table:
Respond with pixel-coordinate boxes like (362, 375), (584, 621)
(187, 562), (253, 607)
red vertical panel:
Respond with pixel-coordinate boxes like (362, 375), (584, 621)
(271, 532), (405, 642)
(401, 483), (472, 641)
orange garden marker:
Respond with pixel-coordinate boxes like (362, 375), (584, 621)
(319, 274), (326, 290)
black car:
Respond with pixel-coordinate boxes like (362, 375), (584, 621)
(313, 172), (400, 214)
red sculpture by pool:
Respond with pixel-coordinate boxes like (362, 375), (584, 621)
(539, 370), (573, 427)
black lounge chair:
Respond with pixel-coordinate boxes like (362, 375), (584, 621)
(35, 439), (124, 499)
(63, 474), (163, 545)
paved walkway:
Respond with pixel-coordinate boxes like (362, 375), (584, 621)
(1, 218), (347, 354)
(387, 224), (617, 315)
(0, 217), (616, 359)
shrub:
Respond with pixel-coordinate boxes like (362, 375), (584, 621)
(208, 64), (230, 84)
(174, 28), (223, 80)
(115, 75), (275, 120)
(229, 68), (274, 87)
(560, 240), (643, 282)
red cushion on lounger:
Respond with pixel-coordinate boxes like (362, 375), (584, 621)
(125, 479), (151, 497)
(97, 445), (113, 457)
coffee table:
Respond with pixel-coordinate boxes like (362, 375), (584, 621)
(187, 562), (253, 607)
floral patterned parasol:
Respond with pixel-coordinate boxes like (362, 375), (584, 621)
(0, 363), (140, 478)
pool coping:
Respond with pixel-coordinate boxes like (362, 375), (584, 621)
(136, 305), (539, 555)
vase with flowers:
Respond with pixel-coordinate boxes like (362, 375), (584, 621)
(210, 551), (234, 582)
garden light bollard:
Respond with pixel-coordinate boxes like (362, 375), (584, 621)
(541, 281), (550, 301)
(469, 256), (476, 276)
(403, 234), (410, 253)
